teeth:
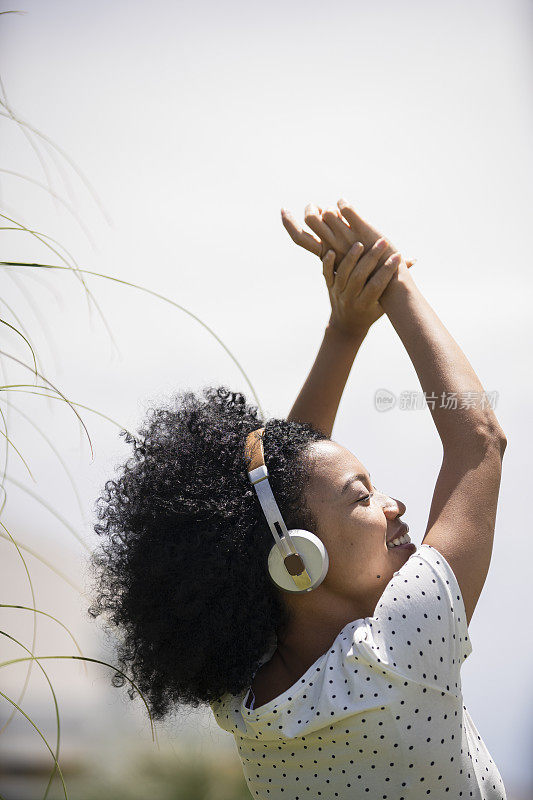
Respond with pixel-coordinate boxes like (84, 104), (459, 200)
(387, 533), (411, 549)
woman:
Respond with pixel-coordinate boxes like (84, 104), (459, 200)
(88, 199), (507, 799)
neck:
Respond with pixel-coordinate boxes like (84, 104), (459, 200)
(274, 593), (374, 676)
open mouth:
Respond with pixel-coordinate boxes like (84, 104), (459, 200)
(386, 531), (415, 550)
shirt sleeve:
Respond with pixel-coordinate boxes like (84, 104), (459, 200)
(348, 544), (473, 695)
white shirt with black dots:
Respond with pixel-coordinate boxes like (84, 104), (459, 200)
(210, 544), (507, 800)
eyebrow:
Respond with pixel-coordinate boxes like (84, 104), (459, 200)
(341, 472), (372, 494)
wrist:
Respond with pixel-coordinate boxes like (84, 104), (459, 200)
(379, 261), (416, 313)
(325, 318), (369, 346)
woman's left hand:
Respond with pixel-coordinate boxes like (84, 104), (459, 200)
(322, 238), (402, 339)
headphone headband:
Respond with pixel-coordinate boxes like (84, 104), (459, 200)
(244, 427), (312, 589)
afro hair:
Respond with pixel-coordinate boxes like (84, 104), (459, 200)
(87, 384), (329, 721)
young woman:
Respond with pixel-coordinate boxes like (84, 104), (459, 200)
(88, 199), (507, 799)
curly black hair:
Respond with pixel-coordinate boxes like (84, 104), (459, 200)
(86, 384), (329, 721)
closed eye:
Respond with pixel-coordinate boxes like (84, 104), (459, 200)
(355, 492), (373, 504)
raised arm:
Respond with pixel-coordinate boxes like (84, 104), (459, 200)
(379, 262), (505, 451)
(378, 257), (506, 626)
(286, 232), (401, 438)
(283, 198), (507, 627)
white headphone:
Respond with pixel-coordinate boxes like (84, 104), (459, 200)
(244, 427), (329, 594)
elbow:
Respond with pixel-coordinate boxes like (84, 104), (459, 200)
(489, 421), (507, 458)
(483, 420), (507, 458)
(471, 418), (507, 458)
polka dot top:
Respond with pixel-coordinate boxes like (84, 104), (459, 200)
(210, 545), (507, 799)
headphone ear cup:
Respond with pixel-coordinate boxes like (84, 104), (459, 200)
(267, 530), (329, 594)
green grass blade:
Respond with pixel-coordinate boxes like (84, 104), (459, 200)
(3, 473), (90, 550)
(0, 518), (38, 736)
(0, 262), (266, 419)
(1, 267), (61, 377)
(0, 395), (89, 521)
(0, 213), (121, 355)
(0, 106), (113, 227)
(0, 655), (157, 744)
(0, 350), (94, 460)
(0, 168), (94, 244)
(0, 403), (36, 481)
(0, 316), (37, 375)
(0, 294), (51, 417)
(0, 385), (139, 442)
(0, 688), (68, 800)
(0, 70), (62, 221)
(0, 605), (88, 676)
(0, 528), (82, 593)
(0, 630), (62, 800)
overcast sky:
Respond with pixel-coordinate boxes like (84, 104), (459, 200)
(1, 1), (531, 797)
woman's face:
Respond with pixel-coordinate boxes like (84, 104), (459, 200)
(302, 439), (414, 617)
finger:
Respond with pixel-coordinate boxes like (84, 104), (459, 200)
(334, 240), (365, 293)
(342, 236), (389, 294)
(337, 198), (370, 231)
(322, 249), (336, 290)
(321, 207), (355, 250)
(360, 252), (402, 304)
(304, 203), (343, 251)
(281, 209), (322, 256)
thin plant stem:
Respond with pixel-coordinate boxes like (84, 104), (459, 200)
(3, 473), (91, 550)
(0, 317), (37, 375)
(0, 295), (44, 358)
(0, 655), (157, 745)
(0, 168), (95, 244)
(0, 68), (62, 220)
(0, 385), (138, 441)
(0, 107), (114, 227)
(0, 403), (36, 481)
(0, 631), (62, 800)
(0, 262), (267, 419)
(0, 605), (88, 676)
(1, 268), (61, 378)
(0, 688), (68, 800)
(0, 395), (89, 521)
(0, 529), (83, 594)
(0, 213), (120, 356)
(0, 350), (94, 459)
(0, 518), (38, 736)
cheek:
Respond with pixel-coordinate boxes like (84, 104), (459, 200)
(335, 519), (381, 564)
(349, 510), (385, 543)
(319, 508), (384, 565)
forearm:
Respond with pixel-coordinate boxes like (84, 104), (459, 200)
(287, 323), (366, 438)
(379, 265), (505, 452)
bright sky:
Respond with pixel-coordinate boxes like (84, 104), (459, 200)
(1, 0), (531, 797)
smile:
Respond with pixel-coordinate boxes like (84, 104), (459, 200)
(386, 532), (414, 550)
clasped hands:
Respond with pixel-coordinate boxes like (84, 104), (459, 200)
(281, 198), (415, 340)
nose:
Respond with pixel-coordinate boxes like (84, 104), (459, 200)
(374, 487), (406, 519)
